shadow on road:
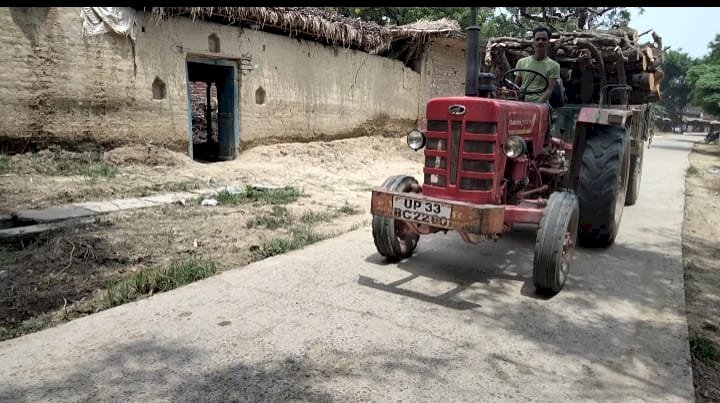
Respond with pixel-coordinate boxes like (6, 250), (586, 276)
(359, 220), (687, 400)
(0, 338), (458, 402)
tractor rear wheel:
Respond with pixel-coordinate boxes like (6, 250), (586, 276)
(625, 143), (643, 206)
(372, 175), (420, 261)
(577, 125), (631, 248)
(533, 191), (579, 295)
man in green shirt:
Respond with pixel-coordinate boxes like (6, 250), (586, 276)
(514, 26), (560, 103)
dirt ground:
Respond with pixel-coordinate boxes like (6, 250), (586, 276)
(0, 135), (423, 340)
(1, 132), (718, 401)
(681, 137), (720, 402)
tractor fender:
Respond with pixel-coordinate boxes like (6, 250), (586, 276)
(577, 107), (633, 127)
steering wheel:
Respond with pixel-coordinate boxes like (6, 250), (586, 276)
(501, 68), (549, 96)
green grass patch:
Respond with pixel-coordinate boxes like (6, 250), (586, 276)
(299, 210), (335, 224)
(0, 155), (9, 174)
(338, 201), (361, 215)
(687, 165), (699, 176)
(250, 226), (333, 261)
(690, 333), (720, 363)
(0, 149), (117, 178)
(52, 149), (117, 178)
(214, 189), (245, 205)
(96, 258), (218, 310)
(349, 220), (370, 231)
(245, 186), (302, 204)
(0, 248), (33, 267)
(212, 186), (302, 206)
(247, 206), (293, 229)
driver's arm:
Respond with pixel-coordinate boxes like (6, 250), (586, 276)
(514, 72), (523, 88)
(537, 62), (560, 103)
(514, 59), (524, 88)
(538, 80), (556, 103)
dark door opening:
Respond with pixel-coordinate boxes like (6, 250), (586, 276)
(186, 61), (237, 162)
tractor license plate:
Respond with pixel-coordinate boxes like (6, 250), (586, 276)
(392, 196), (452, 227)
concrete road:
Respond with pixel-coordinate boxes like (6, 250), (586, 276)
(0, 134), (696, 402)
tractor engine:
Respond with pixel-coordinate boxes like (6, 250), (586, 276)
(412, 96), (551, 206)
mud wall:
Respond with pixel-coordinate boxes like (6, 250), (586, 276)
(0, 7), (421, 153)
(0, 8), (156, 150)
(417, 37), (467, 126)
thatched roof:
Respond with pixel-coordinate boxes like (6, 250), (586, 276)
(150, 7), (464, 54)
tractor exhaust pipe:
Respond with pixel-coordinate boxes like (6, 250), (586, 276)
(464, 7), (480, 97)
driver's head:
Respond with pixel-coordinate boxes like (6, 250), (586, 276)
(532, 26), (552, 57)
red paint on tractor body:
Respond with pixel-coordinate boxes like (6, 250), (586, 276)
(421, 96), (550, 206)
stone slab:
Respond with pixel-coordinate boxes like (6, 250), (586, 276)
(13, 207), (96, 223)
(0, 217), (96, 239)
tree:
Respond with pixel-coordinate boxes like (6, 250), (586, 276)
(323, 7), (638, 36)
(501, 7), (636, 32)
(657, 50), (696, 122)
(687, 63), (720, 117)
(701, 33), (720, 65)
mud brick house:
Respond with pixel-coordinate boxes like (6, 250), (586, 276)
(0, 7), (473, 161)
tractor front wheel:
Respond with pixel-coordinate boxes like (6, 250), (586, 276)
(533, 191), (579, 295)
(372, 175), (420, 262)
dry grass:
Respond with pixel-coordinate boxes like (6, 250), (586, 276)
(151, 7), (462, 54)
(0, 148), (117, 178)
(683, 141), (720, 402)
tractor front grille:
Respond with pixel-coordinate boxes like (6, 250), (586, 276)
(449, 121), (462, 185)
(424, 119), (497, 192)
(462, 159), (492, 172)
(464, 140), (494, 153)
(427, 120), (448, 131)
(424, 173), (447, 187)
(465, 121), (497, 134)
(460, 178), (493, 190)
(424, 155), (447, 169)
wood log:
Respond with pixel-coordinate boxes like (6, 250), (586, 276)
(574, 38), (607, 90)
(652, 31), (663, 50)
(613, 49), (628, 104)
(560, 67), (572, 81)
(484, 27), (664, 105)
(653, 69), (665, 87)
(498, 48), (511, 73)
(506, 49), (530, 60)
(574, 55), (594, 104)
(644, 46), (654, 65)
(630, 72), (655, 91)
(484, 40), (494, 66)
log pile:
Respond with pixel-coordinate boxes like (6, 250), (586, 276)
(483, 26), (664, 105)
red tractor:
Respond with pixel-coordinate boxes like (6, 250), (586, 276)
(370, 10), (654, 294)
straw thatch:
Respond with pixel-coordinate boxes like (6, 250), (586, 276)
(150, 7), (464, 55)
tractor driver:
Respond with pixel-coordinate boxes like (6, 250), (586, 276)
(514, 26), (560, 104)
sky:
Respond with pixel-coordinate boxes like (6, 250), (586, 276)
(628, 7), (720, 58)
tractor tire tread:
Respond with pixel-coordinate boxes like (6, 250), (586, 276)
(577, 126), (628, 248)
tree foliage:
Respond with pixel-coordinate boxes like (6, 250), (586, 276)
(658, 50), (696, 121)
(324, 7), (637, 34)
(687, 64), (720, 117)
(325, 7), (720, 119)
(683, 34), (720, 118)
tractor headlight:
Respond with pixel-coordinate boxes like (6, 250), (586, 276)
(503, 136), (527, 159)
(407, 130), (426, 151)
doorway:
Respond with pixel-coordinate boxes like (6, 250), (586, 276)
(186, 60), (238, 162)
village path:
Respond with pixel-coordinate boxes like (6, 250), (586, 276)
(0, 134), (696, 402)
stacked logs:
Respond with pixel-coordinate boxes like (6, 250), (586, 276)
(482, 27), (664, 105)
